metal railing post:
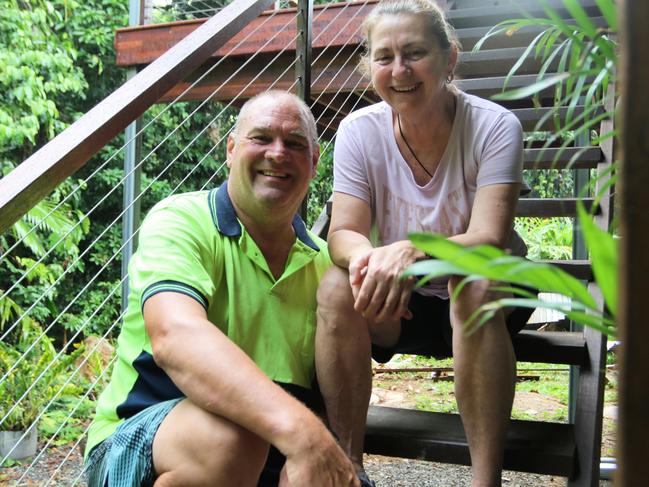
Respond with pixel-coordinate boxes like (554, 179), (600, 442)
(296, 0), (313, 221)
(568, 129), (591, 423)
(121, 0), (146, 314)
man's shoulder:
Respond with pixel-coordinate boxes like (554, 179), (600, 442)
(148, 190), (212, 215)
(306, 231), (330, 258)
(142, 190), (217, 231)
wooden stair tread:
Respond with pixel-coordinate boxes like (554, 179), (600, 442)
(365, 406), (576, 476)
(516, 197), (596, 217)
(514, 330), (587, 365)
(523, 147), (603, 170)
(430, 330), (588, 365)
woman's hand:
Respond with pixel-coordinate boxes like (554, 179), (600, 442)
(348, 240), (424, 323)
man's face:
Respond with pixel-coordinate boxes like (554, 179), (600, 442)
(226, 96), (318, 219)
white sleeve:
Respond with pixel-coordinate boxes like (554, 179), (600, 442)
(332, 120), (371, 203)
(476, 112), (524, 188)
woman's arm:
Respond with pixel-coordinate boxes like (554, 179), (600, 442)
(328, 192), (424, 322)
(449, 182), (521, 248)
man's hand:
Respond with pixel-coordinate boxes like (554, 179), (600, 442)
(348, 240), (423, 323)
(280, 425), (359, 486)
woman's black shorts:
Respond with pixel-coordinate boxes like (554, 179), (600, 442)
(371, 290), (535, 363)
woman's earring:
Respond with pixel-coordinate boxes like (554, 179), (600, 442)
(445, 73), (454, 84)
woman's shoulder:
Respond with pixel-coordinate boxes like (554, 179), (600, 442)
(458, 90), (515, 118)
(339, 101), (391, 129)
(456, 90), (521, 134)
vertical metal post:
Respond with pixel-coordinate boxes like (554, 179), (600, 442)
(568, 132), (590, 423)
(121, 0), (145, 313)
(296, 0), (313, 221)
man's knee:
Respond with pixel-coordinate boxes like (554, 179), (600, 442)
(153, 399), (269, 485)
(317, 266), (354, 312)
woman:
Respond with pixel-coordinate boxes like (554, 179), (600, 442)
(315, 1), (532, 486)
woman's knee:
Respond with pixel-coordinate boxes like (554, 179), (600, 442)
(448, 278), (499, 326)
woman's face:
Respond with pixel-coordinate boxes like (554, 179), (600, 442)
(368, 14), (455, 117)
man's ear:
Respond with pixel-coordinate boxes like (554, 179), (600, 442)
(226, 133), (235, 168)
(310, 143), (320, 178)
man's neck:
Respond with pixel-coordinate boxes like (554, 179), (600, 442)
(234, 204), (297, 280)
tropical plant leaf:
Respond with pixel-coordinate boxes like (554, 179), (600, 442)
(463, 297), (614, 337)
(577, 202), (617, 315)
(564, 0), (598, 37)
(493, 72), (571, 100)
(594, 0), (617, 30)
(406, 233), (597, 310)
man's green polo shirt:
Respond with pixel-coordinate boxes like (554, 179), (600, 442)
(86, 182), (331, 456)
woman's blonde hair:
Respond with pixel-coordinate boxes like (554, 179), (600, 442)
(358, 0), (460, 78)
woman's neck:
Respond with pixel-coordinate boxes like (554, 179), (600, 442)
(396, 89), (457, 149)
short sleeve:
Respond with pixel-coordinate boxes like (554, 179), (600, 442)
(129, 195), (220, 311)
(476, 113), (524, 188)
(333, 119), (371, 203)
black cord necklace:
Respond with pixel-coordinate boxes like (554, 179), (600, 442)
(397, 114), (434, 179)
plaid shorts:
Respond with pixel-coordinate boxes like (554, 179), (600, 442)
(85, 398), (182, 487)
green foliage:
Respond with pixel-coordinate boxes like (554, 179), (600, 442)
(474, 0), (617, 164)
(307, 143), (334, 226)
(0, 0), (87, 154)
(0, 320), (84, 431)
(515, 217), (572, 260)
(38, 395), (95, 446)
(405, 230), (615, 337)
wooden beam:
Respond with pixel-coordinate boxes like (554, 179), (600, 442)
(523, 147), (602, 170)
(0, 0), (275, 234)
(114, 1), (373, 67)
(155, 47), (366, 103)
(365, 406), (577, 476)
(516, 198), (595, 218)
(618, 0), (649, 483)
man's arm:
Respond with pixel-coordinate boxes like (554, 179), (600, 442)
(144, 292), (357, 486)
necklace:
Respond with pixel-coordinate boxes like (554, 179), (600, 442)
(397, 114), (434, 179)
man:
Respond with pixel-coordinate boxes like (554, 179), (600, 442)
(85, 91), (358, 487)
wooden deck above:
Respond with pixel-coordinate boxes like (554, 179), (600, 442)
(114, 0), (606, 139)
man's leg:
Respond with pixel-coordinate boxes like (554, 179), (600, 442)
(449, 277), (516, 487)
(153, 398), (270, 487)
(315, 266), (400, 473)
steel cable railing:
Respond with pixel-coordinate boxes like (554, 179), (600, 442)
(0, 7), (284, 296)
(0, 1), (371, 482)
(0, 7), (299, 419)
(0, 8), (295, 363)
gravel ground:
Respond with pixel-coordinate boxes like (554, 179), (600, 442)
(364, 454), (614, 486)
(1, 448), (615, 486)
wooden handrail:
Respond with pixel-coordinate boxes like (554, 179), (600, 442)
(0, 0), (275, 235)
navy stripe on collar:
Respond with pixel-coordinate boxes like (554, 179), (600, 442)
(211, 181), (320, 251)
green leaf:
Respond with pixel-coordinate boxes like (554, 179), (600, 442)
(594, 0), (617, 31)
(564, 0), (598, 38)
(492, 72), (570, 100)
(577, 203), (617, 315)
(406, 233), (597, 310)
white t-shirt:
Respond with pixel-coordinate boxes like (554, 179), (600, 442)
(333, 90), (527, 298)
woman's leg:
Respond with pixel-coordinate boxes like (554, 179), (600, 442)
(315, 266), (400, 473)
(449, 277), (516, 487)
